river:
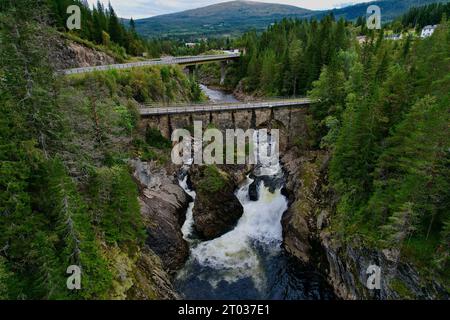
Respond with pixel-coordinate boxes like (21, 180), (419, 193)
(173, 85), (335, 300)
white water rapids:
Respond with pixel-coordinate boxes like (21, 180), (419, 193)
(173, 85), (335, 300)
(176, 129), (287, 292)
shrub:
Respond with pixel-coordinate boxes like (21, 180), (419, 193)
(145, 127), (171, 149)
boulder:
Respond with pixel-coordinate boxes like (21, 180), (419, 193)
(190, 165), (244, 240)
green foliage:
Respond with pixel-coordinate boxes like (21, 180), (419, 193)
(381, 202), (418, 248)
(320, 116), (340, 149)
(235, 16), (352, 96)
(390, 278), (415, 299)
(398, 2), (450, 30)
(46, 159), (113, 299)
(47, 0), (145, 57)
(0, 257), (12, 299)
(0, 1), (193, 299)
(313, 19), (450, 283)
(197, 166), (227, 194)
(88, 165), (146, 247)
(145, 127), (172, 150)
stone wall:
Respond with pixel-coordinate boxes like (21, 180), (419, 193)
(139, 106), (311, 151)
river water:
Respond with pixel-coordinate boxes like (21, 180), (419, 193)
(173, 85), (335, 300)
(199, 84), (239, 103)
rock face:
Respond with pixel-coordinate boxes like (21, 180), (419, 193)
(281, 149), (325, 264)
(320, 233), (450, 299)
(105, 246), (180, 300)
(127, 247), (181, 300)
(281, 148), (449, 300)
(130, 159), (190, 272)
(49, 35), (116, 70)
(190, 165), (245, 240)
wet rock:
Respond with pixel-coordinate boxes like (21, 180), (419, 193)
(249, 181), (259, 201)
(106, 246), (180, 300)
(280, 149), (323, 264)
(248, 174), (284, 201)
(127, 247), (181, 300)
(189, 165), (244, 240)
(130, 159), (190, 272)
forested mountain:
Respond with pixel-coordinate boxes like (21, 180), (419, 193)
(134, 0), (312, 38)
(134, 0), (449, 38)
(326, 0), (449, 21)
(397, 1), (450, 29)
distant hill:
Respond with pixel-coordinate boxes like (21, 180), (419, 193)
(325, 0), (449, 21)
(134, 0), (313, 38)
(134, 0), (449, 39)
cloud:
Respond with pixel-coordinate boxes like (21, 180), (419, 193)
(86, 0), (371, 19)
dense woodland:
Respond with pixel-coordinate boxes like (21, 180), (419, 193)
(398, 2), (450, 30)
(47, 0), (232, 59)
(0, 0), (203, 299)
(227, 16), (352, 96)
(231, 10), (449, 289)
(0, 0), (449, 299)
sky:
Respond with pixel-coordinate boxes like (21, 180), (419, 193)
(86, 0), (372, 19)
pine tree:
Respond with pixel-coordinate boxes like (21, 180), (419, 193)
(0, 257), (12, 299)
(381, 202), (418, 249)
(108, 3), (123, 46)
(260, 50), (278, 95)
(368, 95), (449, 231)
(288, 39), (304, 96)
(435, 217), (450, 270)
(48, 159), (113, 299)
(88, 165), (145, 247)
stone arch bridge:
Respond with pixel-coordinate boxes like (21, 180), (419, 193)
(139, 98), (314, 151)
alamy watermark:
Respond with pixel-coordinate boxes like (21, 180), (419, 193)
(367, 5), (381, 30)
(171, 121), (280, 166)
(66, 5), (81, 30)
(66, 265), (81, 290)
(366, 265), (381, 290)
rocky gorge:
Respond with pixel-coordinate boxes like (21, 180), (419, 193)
(132, 84), (448, 300)
(281, 147), (449, 300)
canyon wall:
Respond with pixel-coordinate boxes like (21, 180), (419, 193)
(281, 148), (449, 300)
(139, 105), (449, 299)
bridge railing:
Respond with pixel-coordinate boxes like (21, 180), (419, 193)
(62, 53), (241, 75)
(139, 98), (313, 116)
(143, 96), (309, 108)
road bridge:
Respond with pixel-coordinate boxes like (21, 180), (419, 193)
(139, 98), (312, 116)
(62, 53), (240, 75)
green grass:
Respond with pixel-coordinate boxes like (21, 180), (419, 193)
(197, 165), (227, 194)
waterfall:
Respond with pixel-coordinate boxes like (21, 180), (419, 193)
(176, 125), (288, 294)
(174, 85), (335, 300)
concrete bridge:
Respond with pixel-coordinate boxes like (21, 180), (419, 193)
(139, 98), (314, 151)
(62, 53), (240, 76)
(140, 98), (312, 116)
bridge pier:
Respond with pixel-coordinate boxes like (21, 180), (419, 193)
(186, 65), (197, 79)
